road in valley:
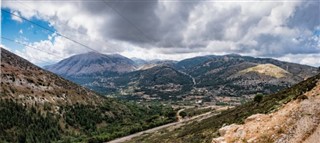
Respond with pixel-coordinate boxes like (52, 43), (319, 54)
(107, 110), (217, 143)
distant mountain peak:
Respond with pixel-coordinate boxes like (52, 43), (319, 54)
(45, 52), (136, 76)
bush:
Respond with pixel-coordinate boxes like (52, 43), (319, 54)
(179, 111), (187, 118)
(254, 94), (263, 103)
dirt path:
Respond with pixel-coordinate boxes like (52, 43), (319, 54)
(107, 111), (216, 143)
(176, 108), (185, 122)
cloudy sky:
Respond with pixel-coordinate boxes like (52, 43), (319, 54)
(1, 0), (320, 67)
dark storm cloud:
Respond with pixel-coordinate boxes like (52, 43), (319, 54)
(98, 0), (200, 47)
(104, 0), (159, 43)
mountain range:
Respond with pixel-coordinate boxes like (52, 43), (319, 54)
(45, 52), (318, 104)
(1, 47), (320, 143)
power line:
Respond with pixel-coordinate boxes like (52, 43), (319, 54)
(1, 9), (100, 53)
(1, 36), (64, 59)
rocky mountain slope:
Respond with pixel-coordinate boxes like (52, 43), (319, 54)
(128, 72), (320, 143)
(212, 76), (320, 143)
(1, 48), (102, 106)
(44, 52), (136, 76)
(0, 48), (176, 143)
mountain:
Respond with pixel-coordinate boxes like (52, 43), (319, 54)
(46, 53), (318, 105)
(0, 48), (176, 142)
(137, 60), (177, 70)
(128, 72), (320, 143)
(131, 57), (177, 70)
(44, 52), (136, 76)
(131, 57), (148, 66)
(174, 55), (318, 98)
(175, 55), (217, 71)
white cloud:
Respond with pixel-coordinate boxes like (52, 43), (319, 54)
(19, 29), (23, 34)
(11, 11), (23, 23)
(276, 54), (320, 67)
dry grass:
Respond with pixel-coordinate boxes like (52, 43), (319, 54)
(239, 64), (290, 78)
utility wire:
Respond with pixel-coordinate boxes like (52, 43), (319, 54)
(1, 9), (100, 53)
(1, 36), (64, 59)
(1, 43), (53, 65)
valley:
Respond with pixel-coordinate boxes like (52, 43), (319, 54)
(45, 52), (318, 107)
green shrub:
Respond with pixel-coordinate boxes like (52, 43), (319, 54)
(254, 93), (263, 103)
(179, 111), (187, 118)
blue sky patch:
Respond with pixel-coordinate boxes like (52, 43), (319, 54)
(1, 8), (56, 52)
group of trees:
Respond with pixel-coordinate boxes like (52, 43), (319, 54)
(0, 99), (176, 143)
(0, 99), (60, 143)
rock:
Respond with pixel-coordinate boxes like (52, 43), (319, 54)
(245, 114), (265, 123)
(297, 95), (308, 100)
(235, 126), (246, 138)
(212, 137), (226, 143)
(218, 124), (240, 136)
(247, 137), (257, 143)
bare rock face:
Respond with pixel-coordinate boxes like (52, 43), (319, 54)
(211, 81), (320, 143)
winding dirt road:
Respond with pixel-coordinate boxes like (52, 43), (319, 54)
(107, 110), (215, 143)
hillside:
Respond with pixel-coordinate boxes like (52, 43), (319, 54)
(86, 65), (194, 100)
(128, 73), (320, 143)
(1, 48), (102, 106)
(212, 80), (320, 143)
(238, 63), (290, 78)
(0, 48), (176, 143)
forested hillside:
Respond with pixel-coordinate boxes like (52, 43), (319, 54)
(0, 48), (176, 142)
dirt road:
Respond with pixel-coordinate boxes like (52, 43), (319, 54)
(107, 111), (215, 143)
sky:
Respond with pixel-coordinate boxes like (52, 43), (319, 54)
(1, 0), (320, 67)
